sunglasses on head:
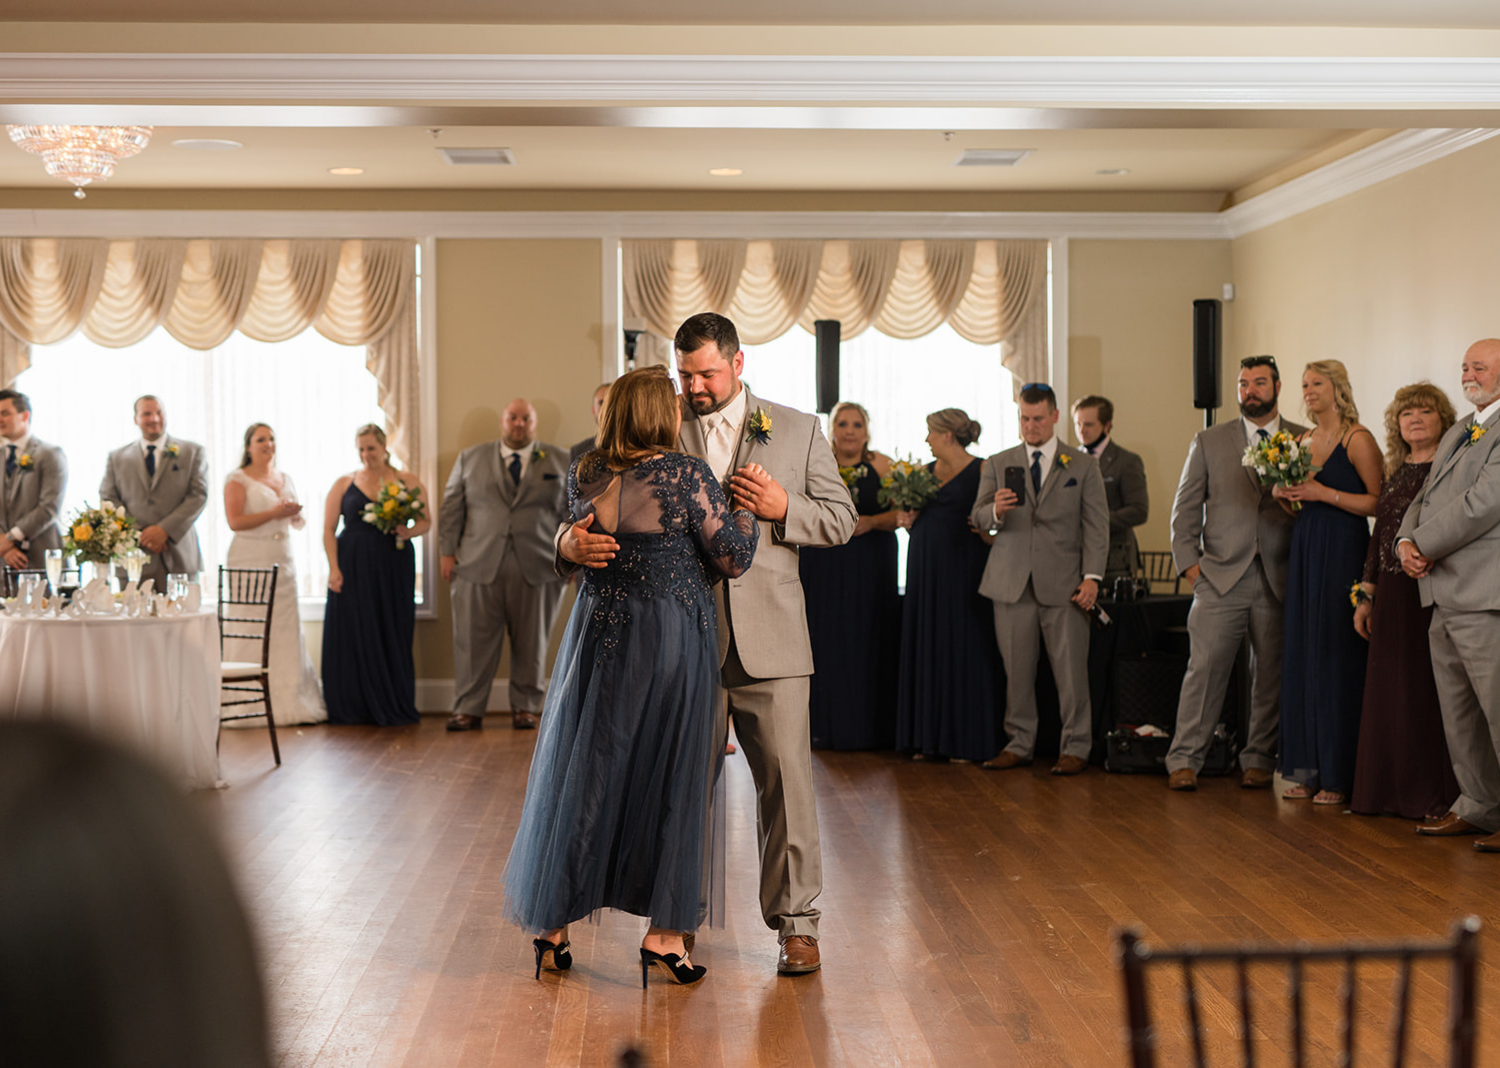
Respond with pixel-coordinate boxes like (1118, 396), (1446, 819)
(1020, 382), (1055, 393)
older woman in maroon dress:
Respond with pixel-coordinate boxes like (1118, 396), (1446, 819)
(1350, 383), (1460, 820)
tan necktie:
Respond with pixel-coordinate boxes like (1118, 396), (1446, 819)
(705, 413), (736, 479)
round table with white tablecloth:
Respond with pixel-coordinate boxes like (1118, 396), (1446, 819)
(0, 608), (222, 788)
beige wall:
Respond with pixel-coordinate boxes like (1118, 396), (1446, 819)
(1229, 135), (1500, 436)
(1067, 239), (1234, 558)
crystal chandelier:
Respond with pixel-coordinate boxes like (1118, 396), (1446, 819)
(6, 125), (154, 198)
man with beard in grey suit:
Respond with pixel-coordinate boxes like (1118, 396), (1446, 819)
(1399, 339), (1500, 849)
(559, 312), (855, 974)
(1072, 395), (1149, 582)
(1166, 356), (1305, 791)
(100, 395), (209, 592)
(0, 389), (66, 573)
(441, 398), (570, 731)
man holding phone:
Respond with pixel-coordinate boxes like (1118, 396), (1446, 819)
(972, 382), (1109, 775)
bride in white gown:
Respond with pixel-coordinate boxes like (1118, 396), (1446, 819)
(222, 423), (326, 726)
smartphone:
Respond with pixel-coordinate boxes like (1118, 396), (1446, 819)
(1003, 466), (1028, 499)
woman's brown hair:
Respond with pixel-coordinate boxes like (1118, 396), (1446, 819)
(1382, 382), (1457, 477)
(593, 367), (679, 468)
(239, 423), (272, 468)
(829, 401), (875, 464)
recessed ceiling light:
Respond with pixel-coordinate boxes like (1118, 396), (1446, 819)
(328, 167), (364, 176)
(1096, 168), (1131, 176)
(708, 167), (743, 177)
(171, 138), (243, 152)
(954, 149), (1032, 167)
(438, 147), (516, 166)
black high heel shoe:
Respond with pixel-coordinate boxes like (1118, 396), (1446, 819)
(533, 936), (573, 979)
(639, 947), (707, 988)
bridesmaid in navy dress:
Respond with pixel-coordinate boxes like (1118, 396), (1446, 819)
(895, 408), (1002, 762)
(1273, 361), (1384, 805)
(321, 424), (431, 726)
(799, 402), (901, 750)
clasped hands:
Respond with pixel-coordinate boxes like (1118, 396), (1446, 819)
(1397, 539), (1434, 579)
(0, 535), (26, 569)
(560, 463), (787, 570)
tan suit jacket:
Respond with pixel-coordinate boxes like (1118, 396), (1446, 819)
(440, 440), (569, 587)
(1, 436), (66, 566)
(100, 435), (209, 577)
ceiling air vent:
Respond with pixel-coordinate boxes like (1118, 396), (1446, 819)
(438, 147), (517, 166)
(953, 148), (1032, 167)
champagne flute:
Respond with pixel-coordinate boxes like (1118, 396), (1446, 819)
(44, 549), (63, 594)
(125, 549), (145, 586)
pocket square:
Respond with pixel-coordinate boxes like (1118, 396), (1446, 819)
(1064, 477), (1078, 487)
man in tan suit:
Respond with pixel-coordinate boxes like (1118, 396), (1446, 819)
(0, 389), (66, 573)
(974, 383), (1110, 775)
(1398, 339), (1500, 848)
(441, 398), (570, 731)
(1166, 356), (1305, 791)
(561, 312), (855, 974)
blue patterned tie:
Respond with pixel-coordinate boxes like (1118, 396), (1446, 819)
(4, 444), (13, 477)
(1031, 449), (1042, 495)
(145, 444), (156, 478)
(508, 452), (522, 485)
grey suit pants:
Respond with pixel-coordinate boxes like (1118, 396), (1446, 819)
(993, 581), (1092, 760)
(1166, 559), (1282, 774)
(1429, 606), (1500, 832)
(718, 636), (821, 939)
(450, 552), (564, 718)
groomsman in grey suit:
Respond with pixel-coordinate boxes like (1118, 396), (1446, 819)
(560, 312), (856, 974)
(0, 389), (66, 571)
(1397, 339), (1500, 848)
(1166, 355), (1305, 791)
(1072, 395), (1149, 581)
(99, 395), (209, 591)
(441, 397), (570, 731)
(569, 382), (612, 464)
(974, 383), (1110, 775)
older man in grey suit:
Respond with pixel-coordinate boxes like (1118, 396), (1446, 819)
(441, 397), (570, 731)
(561, 312), (855, 974)
(974, 383), (1110, 775)
(100, 395), (209, 592)
(1398, 339), (1500, 848)
(0, 389), (65, 573)
(1166, 355), (1305, 791)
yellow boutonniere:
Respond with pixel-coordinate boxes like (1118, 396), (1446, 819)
(1057, 452), (1072, 468)
(746, 408), (773, 445)
(16, 453), (32, 469)
(165, 442), (180, 457)
(1466, 424), (1488, 446)
(532, 446), (547, 462)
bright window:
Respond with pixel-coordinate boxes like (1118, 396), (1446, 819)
(14, 329), (400, 608)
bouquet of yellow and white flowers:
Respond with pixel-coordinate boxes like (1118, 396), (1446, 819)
(837, 463), (869, 500)
(64, 501), (142, 564)
(1242, 430), (1318, 509)
(362, 481), (426, 548)
(878, 456), (940, 511)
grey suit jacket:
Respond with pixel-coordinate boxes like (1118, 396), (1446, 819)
(1, 436), (66, 566)
(678, 388), (857, 678)
(99, 436), (209, 576)
(972, 443), (1110, 605)
(1395, 406), (1500, 612)
(1170, 417), (1306, 600)
(1097, 439), (1149, 576)
(440, 439), (570, 587)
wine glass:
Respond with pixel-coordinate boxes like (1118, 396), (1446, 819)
(124, 549), (145, 586)
(168, 573), (189, 603)
(44, 549), (63, 594)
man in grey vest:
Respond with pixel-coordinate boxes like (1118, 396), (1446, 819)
(441, 398), (570, 731)
(0, 389), (65, 572)
(1072, 394), (1149, 582)
(100, 395), (209, 591)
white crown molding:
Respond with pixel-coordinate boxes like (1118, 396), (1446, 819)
(6, 52), (1500, 106)
(1222, 127), (1500, 237)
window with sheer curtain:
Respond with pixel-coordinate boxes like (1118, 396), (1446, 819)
(14, 329), (404, 609)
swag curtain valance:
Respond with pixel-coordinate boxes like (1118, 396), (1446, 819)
(622, 238), (1049, 390)
(0, 237), (420, 470)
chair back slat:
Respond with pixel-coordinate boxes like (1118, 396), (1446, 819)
(1181, 960), (1206, 1067)
(1117, 929), (1156, 1068)
(1339, 954), (1356, 1067)
(1391, 953), (1413, 1067)
(1236, 959), (1255, 1068)
(1288, 958), (1304, 1068)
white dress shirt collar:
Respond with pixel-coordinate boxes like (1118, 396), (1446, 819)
(500, 440), (534, 483)
(139, 435), (167, 457)
(1026, 434), (1060, 486)
(5, 432), (32, 454)
(1474, 395), (1500, 425)
(1242, 414), (1281, 441)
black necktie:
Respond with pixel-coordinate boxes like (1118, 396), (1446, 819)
(1031, 449), (1043, 494)
(145, 444), (156, 478)
(4, 444), (14, 477)
(1258, 428), (1269, 442)
(508, 452), (523, 485)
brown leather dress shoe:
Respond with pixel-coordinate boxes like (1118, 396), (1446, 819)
(777, 935), (821, 975)
(1167, 768), (1197, 791)
(980, 750), (1032, 771)
(1416, 811), (1484, 836)
(1051, 754), (1087, 776)
(446, 712), (482, 732)
(1241, 767), (1274, 789)
(512, 711), (538, 730)
(1474, 832), (1500, 853)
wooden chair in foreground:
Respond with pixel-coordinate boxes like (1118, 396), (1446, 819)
(1116, 917), (1479, 1067)
(218, 564), (281, 766)
(1136, 550), (1182, 595)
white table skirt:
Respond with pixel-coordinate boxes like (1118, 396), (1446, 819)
(0, 609), (222, 789)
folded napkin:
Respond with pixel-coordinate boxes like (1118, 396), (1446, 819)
(183, 582), (202, 612)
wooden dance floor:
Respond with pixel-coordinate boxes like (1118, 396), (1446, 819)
(202, 722), (1500, 1067)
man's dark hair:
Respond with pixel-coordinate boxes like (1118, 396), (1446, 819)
(1018, 382), (1058, 412)
(0, 389), (30, 416)
(1239, 354), (1280, 384)
(1071, 394), (1114, 425)
(674, 312), (740, 358)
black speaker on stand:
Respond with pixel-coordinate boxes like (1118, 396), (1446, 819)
(1192, 298), (1222, 427)
(814, 319), (840, 415)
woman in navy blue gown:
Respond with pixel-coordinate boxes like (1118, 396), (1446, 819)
(1273, 361), (1384, 805)
(320, 424), (429, 726)
(895, 408), (1002, 762)
(502, 368), (758, 987)
(799, 402), (900, 750)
